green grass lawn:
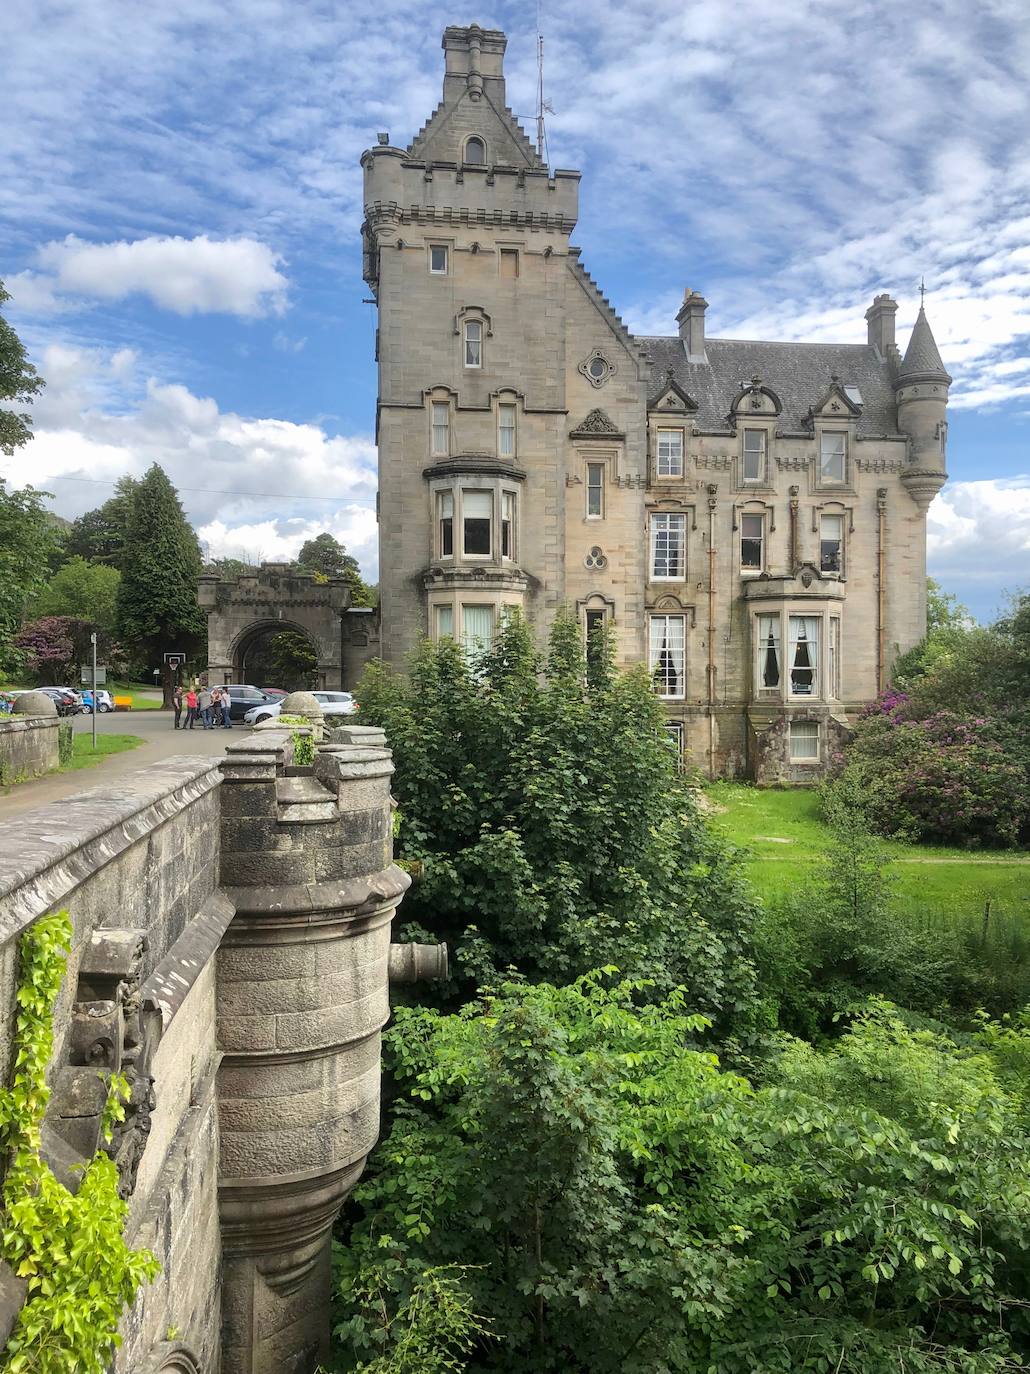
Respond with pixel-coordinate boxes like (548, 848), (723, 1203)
(706, 783), (1030, 922)
(105, 680), (164, 710)
(61, 733), (144, 771)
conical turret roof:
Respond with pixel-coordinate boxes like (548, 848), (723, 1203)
(897, 306), (951, 384)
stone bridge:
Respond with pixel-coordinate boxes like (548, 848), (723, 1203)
(198, 563), (380, 691)
(0, 711), (439, 1373)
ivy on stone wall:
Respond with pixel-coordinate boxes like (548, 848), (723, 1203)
(0, 910), (159, 1374)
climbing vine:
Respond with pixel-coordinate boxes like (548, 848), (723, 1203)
(0, 910), (159, 1374)
(278, 713), (316, 766)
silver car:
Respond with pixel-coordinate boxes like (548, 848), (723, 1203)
(243, 691), (359, 726)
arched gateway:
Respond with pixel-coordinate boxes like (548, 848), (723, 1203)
(198, 562), (380, 691)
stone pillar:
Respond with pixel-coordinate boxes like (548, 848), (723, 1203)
(215, 731), (409, 1374)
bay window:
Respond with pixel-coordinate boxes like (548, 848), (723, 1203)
(435, 604), (454, 639)
(820, 431), (846, 482)
(498, 403), (516, 457)
(788, 616), (820, 697)
(756, 613), (781, 690)
(650, 512), (685, 580)
(501, 491), (516, 559)
(649, 615), (686, 698)
(829, 616), (840, 699)
(741, 513), (764, 571)
(462, 490), (492, 556)
(743, 430), (766, 482)
(657, 428), (684, 477)
(820, 513), (844, 573)
(462, 604), (493, 658)
(437, 491), (454, 557)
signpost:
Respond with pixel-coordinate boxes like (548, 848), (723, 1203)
(80, 666), (107, 685)
(90, 632), (97, 750)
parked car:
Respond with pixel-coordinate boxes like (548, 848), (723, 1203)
(37, 686), (82, 717)
(223, 683), (279, 722)
(243, 691), (359, 726)
(257, 686), (288, 699)
(80, 689), (114, 713)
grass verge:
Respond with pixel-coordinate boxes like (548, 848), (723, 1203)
(105, 680), (164, 711)
(706, 782), (1030, 921)
(60, 733), (145, 772)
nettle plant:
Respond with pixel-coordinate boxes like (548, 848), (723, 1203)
(0, 911), (159, 1374)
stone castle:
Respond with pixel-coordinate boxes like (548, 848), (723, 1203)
(363, 24), (950, 782)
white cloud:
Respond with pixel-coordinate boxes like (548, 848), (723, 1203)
(927, 477), (1030, 615)
(0, 343), (379, 578)
(22, 234), (289, 317)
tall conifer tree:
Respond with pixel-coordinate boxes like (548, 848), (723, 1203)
(116, 464), (205, 704)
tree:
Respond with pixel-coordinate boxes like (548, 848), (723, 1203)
(116, 465), (206, 706)
(65, 477), (139, 570)
(13, 616), (77, 684)
(269, 629), (317, 689)
(296, 532), (375, 606)
(0, 280), (44, 455)
(30, 557), (121, 637)
(357, 610), (760, 1030)
(0, 479), (60, 675)
(334, 979), (1030, 1374)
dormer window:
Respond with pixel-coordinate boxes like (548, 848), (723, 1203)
(464, 136), (486, 165)
(820, 432), (846, 482)
(657, 428), (684, 477)
(464, 320), (482, 368)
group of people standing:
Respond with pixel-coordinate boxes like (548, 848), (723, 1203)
(173, 685), (232, 730)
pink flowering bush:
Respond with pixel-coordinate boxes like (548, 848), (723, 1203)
(834, 697), (1025, 848)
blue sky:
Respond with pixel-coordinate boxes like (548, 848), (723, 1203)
(2, 0), (1028, 621)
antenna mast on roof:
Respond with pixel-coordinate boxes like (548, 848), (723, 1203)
(535, 0), (551, 165)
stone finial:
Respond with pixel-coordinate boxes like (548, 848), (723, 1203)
(13, 690), (57, 718)
(279, 690), (324, 720)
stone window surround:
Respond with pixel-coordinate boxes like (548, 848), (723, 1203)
(812, 499), (854, 578)
(749, 602), (843, 705)
(462, 134), (488, 165)
(453, 305), (492, 371)
(585, 457), (608, 520)
(496, 390), (518, 459)
(427, 240), (451, 275)
(732, 415), (776, 492)
(427, 472), (521, 567)
(426, 387), (457, 458)
(733, 498), (776, 577)
(788, 718), (821, 765)
(814, 422), (855, 492)
(645, 499), (697, 584)
(648, 612), (688, 700)
(654, 423), (685, 479)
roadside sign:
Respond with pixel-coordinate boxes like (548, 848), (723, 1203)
(80, 666), (107, 684)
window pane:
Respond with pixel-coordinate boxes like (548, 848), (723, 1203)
(430, 245), (448, 274)
(502, 491), (516, 559)
(820, 513), (844, 572)
(788, 616), (820, 696)
(465, 321), (482, 367)
(657, 429), (683, 477)
(741, 513), (763, 570)
(649, 615), (686, 698)
(756, 613), (781, 689)
(821, 432), (846, 480)
(790, 720), (819, 759)
(432, 402), (449, 454)
(651, 513), (685, 579)
(587, 463), (604, 517)
(743, 430), (765, 482)
(829, 617), (840, 699)
(436, 605), (453, 639)
(499, 404), (515, 456)
(462, 604), (493, 658)
(438, 491), (454, 556)
(465, 137), (486, 165)
(664, 722), (684, 761)
(463, 490), (492, 555)
(500, 249), (518, 279)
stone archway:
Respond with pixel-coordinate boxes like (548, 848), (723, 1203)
(198, 563), (351, 691)
(231, 619), (320, 692)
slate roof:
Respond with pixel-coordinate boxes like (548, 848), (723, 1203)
(897, 307), (951, 383)
(639, 335), (902, 437)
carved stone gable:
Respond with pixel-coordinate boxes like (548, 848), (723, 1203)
(570, 408), (623, 439)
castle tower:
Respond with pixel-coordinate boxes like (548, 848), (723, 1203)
(895, 304), (951, 513)
(361, 25), (648, 666)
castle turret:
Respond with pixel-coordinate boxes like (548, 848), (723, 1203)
(895, 303), (950, 512)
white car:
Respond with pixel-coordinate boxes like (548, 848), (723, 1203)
(243, 691), (359, 726)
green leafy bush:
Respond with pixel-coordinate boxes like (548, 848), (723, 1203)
(356, 609), (761, 1032)
(334, 976), (1030, 1374)
(57, 719), (73, 766)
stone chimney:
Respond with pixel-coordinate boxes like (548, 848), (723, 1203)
(442, 24), (507, 104)
(676, 289), (708, 363)
(865, 293), (898, 359)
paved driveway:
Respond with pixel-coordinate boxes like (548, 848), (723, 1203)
(0, 705), (241, 818)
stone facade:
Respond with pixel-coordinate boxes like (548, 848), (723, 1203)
(0, 696), (60, 783)
(364, 25), (950, 781)
(0, 726), (432, 1373)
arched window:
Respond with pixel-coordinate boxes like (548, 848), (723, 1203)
(464, 136), (486, 165)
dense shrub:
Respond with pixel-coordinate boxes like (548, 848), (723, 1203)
(357, 610), (761, 1033)
(332, 979), (1030, 1374)
(833, 694), (1025, 848)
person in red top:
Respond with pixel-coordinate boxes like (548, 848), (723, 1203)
(185, 688), (198, 730)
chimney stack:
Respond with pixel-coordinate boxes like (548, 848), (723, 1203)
(442, 24), (507, 104)
(865, 293), (898, 359)
(676, 289), (708, 363)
